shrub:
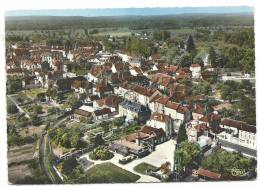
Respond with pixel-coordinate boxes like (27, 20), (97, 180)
(89, 146), (114, 160)
(7, 101), (19, 114)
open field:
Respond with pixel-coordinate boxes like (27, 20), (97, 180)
(8, 164), (32, 184)
(94, 27), (196, 37)
(85, 162), (140, 183)
(8, 143), (35, 165)
(94, 27), (132, 37)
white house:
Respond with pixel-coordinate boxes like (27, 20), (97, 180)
(147, 112), (174, 137)
(219, 118), (256, 150)
(190, 64), (201, 79)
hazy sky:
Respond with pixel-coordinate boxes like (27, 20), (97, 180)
(6, 6), (253, 17)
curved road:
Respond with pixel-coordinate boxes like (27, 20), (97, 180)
(39, 117), (68, 184)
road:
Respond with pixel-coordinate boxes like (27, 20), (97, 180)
(38, 117), (68, 184)
(39, 133), (61, 183)
(219, 139), (257, 158)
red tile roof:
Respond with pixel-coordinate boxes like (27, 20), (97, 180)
(177, 105), (189, 114)
(126, 132), (151, 142)
(132, 85), (156, 97)
(95, 81), (113, 93)
(141, 125), (166, 138)
(151, 112), (171, 123)
(197, 168), (221, 180)
(199, 114), (221, 123)
(222, 118), (256, 133)
(193, 104), (206, 115)
(165, 101), (180, 110)
(93, 108), (112, 116)
(194, 123), (208, 132)
(96, 95), (122, 108)
(190, 63), (201, 68)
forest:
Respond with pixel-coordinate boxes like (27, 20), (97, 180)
(5, 13), (253, 31)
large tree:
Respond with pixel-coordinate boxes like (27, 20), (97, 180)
(208, 46), (217, 67)
(178, 54), (192, 67)
(177, 123), (188, 144)
(202, 150), (256, 177)
(175, 141), (201, 174)
(186, 35), (195, 53)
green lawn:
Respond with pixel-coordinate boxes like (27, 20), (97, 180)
(133, 162), (158, 175)
(85, 162), (140, 183)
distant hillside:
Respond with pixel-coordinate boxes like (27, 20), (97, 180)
(5, 13), (254, 31)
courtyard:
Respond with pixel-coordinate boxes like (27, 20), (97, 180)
(80, 139), (175, 182)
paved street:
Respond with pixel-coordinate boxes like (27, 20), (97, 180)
(219, 139), (257, 158)
(80, 139), (175, 183)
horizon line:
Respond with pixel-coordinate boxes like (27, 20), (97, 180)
(5, 6), (254, 17)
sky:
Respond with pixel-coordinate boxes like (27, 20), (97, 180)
(5, 6), (254, 17)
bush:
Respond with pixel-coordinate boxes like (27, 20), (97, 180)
(47, 107), (59, 114)
(89, 147), (114, 161)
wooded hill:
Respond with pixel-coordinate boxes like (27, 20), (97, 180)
(6, 13), (254, 31)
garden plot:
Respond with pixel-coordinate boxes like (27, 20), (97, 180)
(8, 143), (35, 165)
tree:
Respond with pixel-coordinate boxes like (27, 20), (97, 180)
(179, 40), (185, 49)
(178, 54), (192, 67)
(236, 95), (256, 125)
(66, 94), (81, 109)
(16, 114), (30, 127)
(100, 121), (110, 134)
(93, 134), (105, 146)
(61, 157), (78, 175)
(208, 46), (217, 67)
(192, 81), (211, 95)
(202, 150), (256, 177)
(33, 105), (43, 114)
(47, 107), (60, 115)
(127, 38), (152, 58)
(89, 146), (114, 160)
(84, 28), (89, 37)
(175, 141), (201, 174)
(186, 35), (195, 53)
(31, 114), (41, 126)
(7, 78), (23, 94)
(193, 56), (204, 67)
(176, 123), (188, 144)
(46, 87), (58, 100)
(111, 118), (123, 129)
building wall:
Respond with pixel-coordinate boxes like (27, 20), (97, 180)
(187, 127), (198, 142)
(148, 119), (173, 137)
(239, 130), (256, 149)
(192, 112), (204, 120)
(164, 107), (177, 119)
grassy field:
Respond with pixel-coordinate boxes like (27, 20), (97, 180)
(85, 162), (140, 183)
(167, 28), (196, 35)
(94, 27), (196, 37)
(133, 162), (158, 175)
